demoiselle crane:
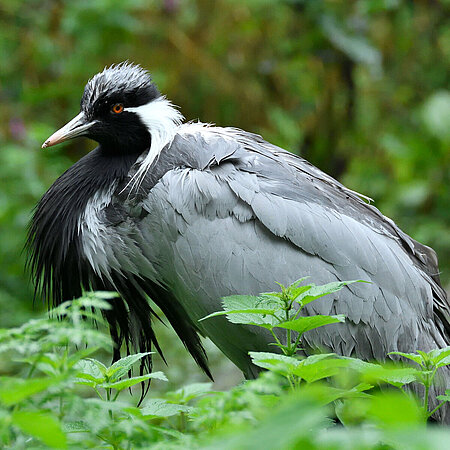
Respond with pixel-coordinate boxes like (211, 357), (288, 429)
(27, 63), (449, 421)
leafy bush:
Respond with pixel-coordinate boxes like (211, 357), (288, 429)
(202, 278), (450, 422)
(1, 285), (449, 449)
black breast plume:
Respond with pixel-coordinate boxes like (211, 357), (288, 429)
(26, 148), (152, 364)
(27, 146), (212, 385)
(27, 148), (136, 305)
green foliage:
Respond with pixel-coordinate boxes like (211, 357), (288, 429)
(202, 278), (360, 356)
(0, 293), (194, 448)
(388, 347), (450, 417)
(0, 290), (450, 448)
(204, 278), (450, 425)
(11, 410), (67, 449)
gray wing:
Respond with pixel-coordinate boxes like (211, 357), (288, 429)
(94, 126), (448, 366)
(102, 127), (449, 363)
(88, 125), (449, 420)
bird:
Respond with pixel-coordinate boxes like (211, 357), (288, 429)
(28, 62), (449, 420)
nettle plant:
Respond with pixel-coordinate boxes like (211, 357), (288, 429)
(1, 284), (449, 448)
(202, 278), (450, 422)
(0, 293), (205, 449)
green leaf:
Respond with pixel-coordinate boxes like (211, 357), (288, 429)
(107, 352), (153, 381)
(416, 350), (430, 362)
(276, 315), (345, 334)
(375, 368), (419, 388)
(249, 352), (301, 376)
(436, 394), (450, 403)
(221, 295), (274, 310)
(168, 382), (213, 403)
(0, 376), (62, 405)
(101, 372), (168, 391)
(357, 363), (420, 387)
(428, 347), (450, 367)
(295, 281), (364, 306)
(149, 424), (187, 440)
(388, 351), (423, 365)
(288, 277), (310, 288)
(63, 421), (90, 433)
(342, 356), (380, 372)
(289, 284), (314, 301)
(293, 355), (351, 382)
(307, 382), (373, 406)
(85, 291), (120, 300)
(16, 353), (60, 376)
(12, 411), (67, 448)
(284, 277), (312, 300)
(435, 357), (450, 368)
(140, 398), (192, 417)
(204, 390), (327, 449)
(368, 391), (423, 427)
(75, 380), (97, 388)
(436, 388), (450, 408)
(200, 308), (277, 321)
(74, 358), (106, 383)
(200, 294), (281, 327)
(250, 352), (301, 365)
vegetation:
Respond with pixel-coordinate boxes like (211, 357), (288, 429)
(0, 1), (449, 447)
(1, 287), (450, 448)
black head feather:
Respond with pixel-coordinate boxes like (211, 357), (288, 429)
(81, 61), (160, 118)
(77, 62), (160, 153)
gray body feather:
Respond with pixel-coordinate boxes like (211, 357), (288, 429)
(80, 123), (449, 419)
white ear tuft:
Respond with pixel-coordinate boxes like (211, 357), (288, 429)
(125, 97), (184, 191)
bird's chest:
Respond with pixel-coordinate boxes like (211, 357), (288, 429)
(79, 185), (160, 283)
(78, 184), (122, 277)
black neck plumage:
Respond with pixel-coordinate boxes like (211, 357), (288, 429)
(27, 146), (140, 306)
(27, 142), (212, 385)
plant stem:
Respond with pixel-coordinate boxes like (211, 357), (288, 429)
(286, 328), (292, 355)
(292, 332), (302, 354)
(284, 300), (292, 356)
(59, 395), (64, 421)
(293, 307), (303, 320)
(94, 386), (104, 400)
(287, 375), (295, 391)
(178, 411), (187, 432)
(105, 388), (118, 449)
(423, 367), (437, 416)
(428, 401), (446, 418)
(106, 388), (114, 420)
(270, 330), (283, 349)
(424, 383), (429, 415)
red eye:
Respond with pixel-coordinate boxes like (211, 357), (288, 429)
(112, 103), (124, 114)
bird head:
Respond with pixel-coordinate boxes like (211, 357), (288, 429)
(42, 62), (182, 155)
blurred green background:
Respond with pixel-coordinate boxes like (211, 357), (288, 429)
(0, 0), (449, 384)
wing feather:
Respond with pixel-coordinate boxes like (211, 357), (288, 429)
(82, 125), (448, 416)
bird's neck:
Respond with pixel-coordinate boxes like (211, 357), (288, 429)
(52, 147), (140, 201)
(44, 146), (141, 227)
(27, 146), (141, 305)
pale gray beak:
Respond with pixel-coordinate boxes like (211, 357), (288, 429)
(42, 112), (97, 148)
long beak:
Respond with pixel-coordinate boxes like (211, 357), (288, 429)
(42, 112), (97, 148)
